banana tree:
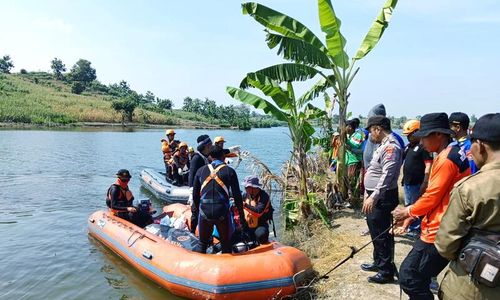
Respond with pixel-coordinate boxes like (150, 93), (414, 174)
(239, 0), (398, 198)
(227, 73), (326, 216)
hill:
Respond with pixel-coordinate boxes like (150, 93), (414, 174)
(0, 72), (283, 129)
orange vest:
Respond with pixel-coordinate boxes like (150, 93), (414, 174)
(244, 194), (270, 229)
(107, 184), (134, 214)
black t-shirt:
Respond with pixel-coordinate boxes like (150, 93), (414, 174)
(403, 143), (433, 185)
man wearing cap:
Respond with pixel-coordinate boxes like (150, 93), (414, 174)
(449, 112), (478, 174)
(392, 113), (471, 300)
(106, 169), (152, 227)
(191, 146), (248, 253)
(361, 116), (403, 284)
(172, 142), (190, 186)
(345, 119), (366, 207)
(188, 135), (212, 215)
(161, 129), (177, 178)
(396, 120), (433, 236)
(242, 175), (273, 244)
(214, 136), (239, 159)
(435, 113), (500, 299)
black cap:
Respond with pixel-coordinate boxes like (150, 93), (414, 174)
(366, 116), (391, 130)
(413, 113), (455, 138)
(470, 113), (500, 143)
(449, 112), (470, 128)
(346, 119), (359, 129)
(116, 169), (132, 178)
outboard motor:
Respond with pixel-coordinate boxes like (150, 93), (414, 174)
(138, 199), (152, 214)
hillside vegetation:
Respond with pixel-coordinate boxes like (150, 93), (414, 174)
(0, 72), (283, 128)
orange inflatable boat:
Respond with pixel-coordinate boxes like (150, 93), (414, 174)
(88, 205), (313, 300)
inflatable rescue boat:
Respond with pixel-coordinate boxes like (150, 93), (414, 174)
(139, 168), (190, 203)
(88, 205), (313, 300)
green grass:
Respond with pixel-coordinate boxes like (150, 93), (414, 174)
(0, 73), (176, 125)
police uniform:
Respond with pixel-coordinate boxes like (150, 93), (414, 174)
(435, 113), (500, 300)
(363, 116), (403, 280)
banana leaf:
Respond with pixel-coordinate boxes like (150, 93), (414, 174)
(297, 76), (335, 107)
(244, 73), (293, 110)
(317, 0), (349, 69)
(354, 0), (398, 60)
(265, 33), (331, 68)
(226, 86), (289, 122)
(242, 2), (326, 51)
(240, 63), (319, 89)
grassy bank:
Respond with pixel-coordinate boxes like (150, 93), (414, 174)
(0, 73), (284, 128)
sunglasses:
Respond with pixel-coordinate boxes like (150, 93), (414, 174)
(119, 177), (130, 181)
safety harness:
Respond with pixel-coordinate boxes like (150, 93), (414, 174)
(200, 164), (229, 197)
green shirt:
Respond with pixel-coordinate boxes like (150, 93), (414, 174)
(345, 129), (365, 165)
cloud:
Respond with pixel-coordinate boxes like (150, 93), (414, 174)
(34, 18), (73, 34)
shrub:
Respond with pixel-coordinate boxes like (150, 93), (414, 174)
(71, 82), (85, 94)
(20, 69), (28, 74)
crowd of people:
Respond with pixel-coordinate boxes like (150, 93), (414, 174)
(105, 131), (275, 255)
(104, 108), (499, 299)
(332, 105), (499, 299)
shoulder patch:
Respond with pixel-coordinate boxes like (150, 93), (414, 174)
(447, 145), (470, 173)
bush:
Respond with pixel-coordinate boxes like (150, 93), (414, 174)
(20, 69), (28, 74)
(71, 82), (85, 94)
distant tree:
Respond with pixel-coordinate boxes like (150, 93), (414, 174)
(143, 91), (156, 104)
(69, 59), (96, 86)
(50, 58), (66, 80)
(71, 82), (85, 94)
(112, 97), (137, 125)
(416, 115), (422, 120)
(157, 98), (173, 110)
(470, 114), (477, 123)
(0, 55), (14, 73)
(182, 97), (193, 111)
(19, 69), (28, 74)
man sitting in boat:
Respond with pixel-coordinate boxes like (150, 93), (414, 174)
(171, 142), (190, 186)
(191, 145), (248, 253)
(161, 129), (179, 179)
(242, 175), (273, 244)
(106, 169), (153, 228)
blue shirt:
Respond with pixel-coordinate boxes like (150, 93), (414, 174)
(457, 137), (478, 174)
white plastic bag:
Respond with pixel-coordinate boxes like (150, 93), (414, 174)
(173, 215), (187, 230)
(160, 215), (171, 227)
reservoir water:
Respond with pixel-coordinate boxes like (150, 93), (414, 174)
(0, 127), (291, 300)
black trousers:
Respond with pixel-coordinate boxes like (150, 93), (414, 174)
(116, 210), (153, 228)
(249, 226), (269, 244)
(399, 239), (449, 300)
(197, 214), (232, 254)
(365, 188), (398, 277)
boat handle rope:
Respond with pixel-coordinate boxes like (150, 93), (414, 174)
(283, 222), (397, 299)
(127, 231), (145, 247)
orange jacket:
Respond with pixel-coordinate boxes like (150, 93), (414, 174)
(408, 144), (470, 243)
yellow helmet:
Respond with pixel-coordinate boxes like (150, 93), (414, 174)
(165, 129), (176, 135)
(403, 120), (420, 135)
(214, 136), (225, 143)
(178, 142), (188, 149)
(188, 147), (194, 153)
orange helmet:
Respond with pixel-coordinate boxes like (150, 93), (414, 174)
(178, 142), (188, 149)
(402, 120), (420, 135)
(165, 129), (175, 136)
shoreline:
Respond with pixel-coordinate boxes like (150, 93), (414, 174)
(0, 122), (259, 130)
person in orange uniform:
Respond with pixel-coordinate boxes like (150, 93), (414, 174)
(106, 169), (152, 228)
(161, 129), (178, 179)
(172, 142), (190, 186)
(392, 113), (471, 300)
(242, 175), (272, 244)
(214, 136), (238, 159)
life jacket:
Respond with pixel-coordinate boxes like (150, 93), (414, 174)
(106, 184), (134, 214)
(174, 151), (189, 168)
(244, 193), (271, 229)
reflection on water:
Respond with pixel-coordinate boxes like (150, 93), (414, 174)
(0, 127), (290, 299)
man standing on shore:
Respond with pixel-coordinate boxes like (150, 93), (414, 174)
(449, 112), (478, 174)
(361, 116), (403, 284)
(435, 113), (500, 299)
(393, 113), (471, 300)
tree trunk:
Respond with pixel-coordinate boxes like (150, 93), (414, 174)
(336, 99), (348, 199)
(297, 147), (312, 218)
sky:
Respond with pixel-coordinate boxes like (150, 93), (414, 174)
(1, 0), (499, 118)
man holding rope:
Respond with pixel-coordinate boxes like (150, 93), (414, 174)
(361, 116), (403, 284)
(392, 113), (470, 299)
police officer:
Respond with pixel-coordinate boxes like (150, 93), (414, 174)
(361, 116), (403, 283)
(106, 169), (152, 228)
(435, 113), (500, 299)
(191, 146), (248, 253)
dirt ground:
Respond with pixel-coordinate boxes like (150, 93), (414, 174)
(293, 209), (431, 300)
